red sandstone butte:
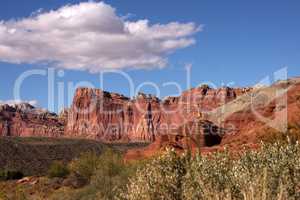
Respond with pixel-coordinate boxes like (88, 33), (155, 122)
(65, 85), (249, 142)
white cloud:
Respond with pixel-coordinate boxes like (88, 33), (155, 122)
(0, 2), (201, 72)
(0, 99), (38, 106)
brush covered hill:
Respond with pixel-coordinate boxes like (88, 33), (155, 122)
(0, 137), (106, 176)
(0, 137), (148, 176)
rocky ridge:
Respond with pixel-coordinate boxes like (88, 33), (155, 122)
(1, 77), (299, 160)
(65, 86), (250, 142)
(124, 78), (300, 160)
(0, 103), (64, 137)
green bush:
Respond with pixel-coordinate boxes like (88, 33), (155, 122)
(0, 191), (9, 200)
(50, 149), (145, 200)
(48, 161), (70, 178)
(68, 151), (101, 182)
(0, 170), (23, 181)
(90, 149), (134, 199)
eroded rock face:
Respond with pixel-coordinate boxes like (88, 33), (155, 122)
(65, 86), (249, 142)
(221, 79), (300, 146)
(0, 103), (65, 137)
(124, 118), (226, 161)
(124, 78), (300, 160)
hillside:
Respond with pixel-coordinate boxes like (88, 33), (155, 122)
(0, 137), (148, 176)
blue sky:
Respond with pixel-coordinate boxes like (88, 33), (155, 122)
(0, 0), (300, 112)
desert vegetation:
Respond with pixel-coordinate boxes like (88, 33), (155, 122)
(0, 137), (148, 176)
(1, 137), (300, 200)
(0, 137), (107, 176)
(50, 149), (143, 200)
(259, 123), (300, 145)
(50, 139), (300, 200)
(122, 140), (300, 200)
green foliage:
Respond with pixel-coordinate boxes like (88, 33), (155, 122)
(48, 161), (70, 178)
(50, 149), (144, 200)
(68, 151), (101, 182)
(0, 169), (23, 181)
(90, 149), (131, 199)
(0, 190), (9, 200)
(122, 142), (300, 200)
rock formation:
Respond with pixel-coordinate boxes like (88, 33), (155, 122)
(124, 78), (300, 160)
(65, 86), (249, 142)
(1, 77), (299, 157)
(0, 103), (64, 137)
(124, 118), (225, 160)
(220, 78), (300, 146)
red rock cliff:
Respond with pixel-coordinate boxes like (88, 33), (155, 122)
(65, 86), (249, 142)
(0, 103), (65, 137)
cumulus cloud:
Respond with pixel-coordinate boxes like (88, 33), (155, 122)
(0, 2), (201, 72)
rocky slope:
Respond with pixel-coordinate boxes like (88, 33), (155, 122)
(220, 78), (300, 146)
(0, 103), (64, 137)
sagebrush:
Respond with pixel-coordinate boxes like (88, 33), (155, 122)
(122, 141), (300, 200)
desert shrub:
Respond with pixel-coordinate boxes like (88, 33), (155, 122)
(48, 161), (70, 178)
(90, 149), (140, 199)
(259, 123), (300, 144)
(0, 191), (9, 200)
(122, 142), (300, 200)
(49, 186), (99, 200)
(121, 149), (188, 200)
(14, 186), (28, 200)
(68, 151), (101, 182)
(50, 149), (144, 200)
(182, 149), (238, 200)
(0, 170), (23, 181)
(0, 185), (28, 200)
(62, 173), (88, 188)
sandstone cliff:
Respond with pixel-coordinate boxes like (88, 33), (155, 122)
(0, 103), (64, 137)
(124, 78), (300, 160)
(65, 86), (250, 142)
(1, 77), (299, 158)
(220, 78), (300, 146)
